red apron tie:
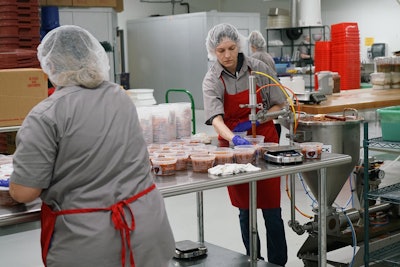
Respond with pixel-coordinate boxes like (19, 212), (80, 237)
(41, 183), (156, 267)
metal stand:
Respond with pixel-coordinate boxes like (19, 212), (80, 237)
(250, 181), (258, 262)
(318, 167), (327, 267)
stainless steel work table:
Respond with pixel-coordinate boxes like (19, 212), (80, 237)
(0, 153), (351, 267)
(157, 152), (352, 267)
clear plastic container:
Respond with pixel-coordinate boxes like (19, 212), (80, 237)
(152, 105), (171, 144)
(234, 145), (257, 164)
(299, 142), (323, 159)
(258, 142), (279, 159)
(370, 72), (385, 89)
(213, 147), (234, 165)
(332, 72), (341, 93)
(391, 72), (400, 88)
(150, 157), (177, 176)
(191, 153), (215, 173)
(158, 103), (177, 141)
(244, 135), (265, 145)
(172, 102), (192, 139)
(175, 151), (189, 171)
(153, 150), (177, 158)
(136, 106), (153, 144)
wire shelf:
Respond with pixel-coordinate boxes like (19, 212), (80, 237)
(370, 241), (400, 266)
(367, 137), (400, 151)
(368, 183), (400, 204)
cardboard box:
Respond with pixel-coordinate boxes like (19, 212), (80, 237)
(0, 68), (48, 127)
(40, 0), (73, 6)
(40, 0), (123, 12)
(73, 0), (123, 12)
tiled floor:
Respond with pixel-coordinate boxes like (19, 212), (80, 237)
(0, 109), (398, 267)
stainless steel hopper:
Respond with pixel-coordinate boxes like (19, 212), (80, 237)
(292, 112), (363, 208)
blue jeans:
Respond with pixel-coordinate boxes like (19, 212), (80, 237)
(239, 208), (288, 266)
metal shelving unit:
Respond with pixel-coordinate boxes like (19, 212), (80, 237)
(363, 123), (400, 266)
(369, 241), (400, 266)
(266, 25), (328, 90)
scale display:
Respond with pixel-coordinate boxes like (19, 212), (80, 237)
(264, 145), (304, 165)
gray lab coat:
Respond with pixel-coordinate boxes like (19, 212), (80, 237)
(11, 81), (175, 267)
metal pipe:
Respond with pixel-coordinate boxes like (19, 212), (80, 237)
(290, 173), (296, 227)
(290, 0), (297, 27)
(338, 203), (392, 229)
(363, 123), (370, 266)
(250, 181), (258, 262)
(249, 75), (257, 137)
(197, 191), (204, 243)
(318, 167), (327, 266)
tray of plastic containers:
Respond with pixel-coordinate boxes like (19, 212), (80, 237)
(377, 106), (400, 142)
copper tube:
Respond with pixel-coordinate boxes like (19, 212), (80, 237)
(252, 123), (257, 137)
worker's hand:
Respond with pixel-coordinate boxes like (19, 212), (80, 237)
(232, 135), (251, 146)
(233, 120), (260, 132)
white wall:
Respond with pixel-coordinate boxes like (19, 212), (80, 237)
(321, 0), (400, 62)
(117, 0), (400, 72)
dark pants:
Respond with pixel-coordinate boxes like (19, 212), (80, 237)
(239, 208), (288, 266)
(274, 123), (282, 141)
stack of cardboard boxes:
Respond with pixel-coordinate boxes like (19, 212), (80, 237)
(39, 0), (124, 12)
(0, 0), (49, 154)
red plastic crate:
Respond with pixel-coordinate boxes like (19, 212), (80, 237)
(0, 48), (39, 69)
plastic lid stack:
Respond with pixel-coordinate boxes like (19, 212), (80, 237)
(330, 22), (361, 90)
(0, 0), (41, 69)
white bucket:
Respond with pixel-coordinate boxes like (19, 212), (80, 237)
(316, 71), (333, 95)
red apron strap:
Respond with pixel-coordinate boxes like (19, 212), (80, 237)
(112, 183), (156, 267)
(40, 202), (57, 266)
(40, 183), (156, 267)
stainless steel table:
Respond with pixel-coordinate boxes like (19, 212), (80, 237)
(156, 153), (351, 267)
(0, 153), (351, 267)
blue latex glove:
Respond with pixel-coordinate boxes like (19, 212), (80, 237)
(233, 120), (260, 132)
(0, 179), (9, 187)
(232, 135), (251, 146)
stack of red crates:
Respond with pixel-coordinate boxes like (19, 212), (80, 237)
(0, 0), (41, 69)
(330, 22), (361, 90)
(314, 41), (332, 89)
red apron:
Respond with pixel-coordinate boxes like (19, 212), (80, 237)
(219, 76), (281, 209)
(40, 183), (156, 267)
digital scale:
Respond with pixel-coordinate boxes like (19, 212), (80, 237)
(174, 240), (208, 259)
(295, 91), (327, 104)
(264, 145), (304, 165)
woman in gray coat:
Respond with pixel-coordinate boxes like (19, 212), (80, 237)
(9, 25), (175, 267)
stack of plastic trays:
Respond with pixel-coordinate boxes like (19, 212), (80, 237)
(331, 22), (361, 90)
(16, 0), (41, 49)
(0, 0), (40, 69)
(0, 1), (19, 50)
(314, 41), (331, 89)
(0, 49), (38, 69)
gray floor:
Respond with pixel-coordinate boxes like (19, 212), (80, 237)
(0, 109), (398, 267)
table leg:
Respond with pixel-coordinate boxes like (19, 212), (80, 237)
(197, 191), (204, 243)
(250, 181), (258, 262)
(318, 168), (327, 267)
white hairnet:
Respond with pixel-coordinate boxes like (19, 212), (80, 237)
(37, 25), (110, 89)
(205, 23), (245, 60)
(248, 31), (266, 51)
